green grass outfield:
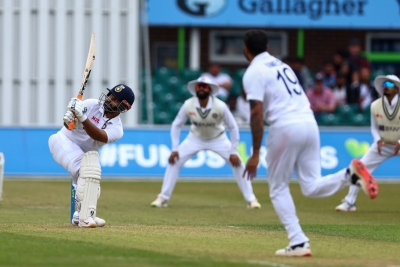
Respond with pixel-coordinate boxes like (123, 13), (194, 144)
(0, 179), (399, 267)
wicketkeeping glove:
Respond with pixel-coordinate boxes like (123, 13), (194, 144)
(63, 110), (80, 129)
(67, 98), (87, 122)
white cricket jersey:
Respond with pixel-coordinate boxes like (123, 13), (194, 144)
(59, 99), (123, 152)
(243, 52), (315, 127)
(170, 96), (240, 154)
(370, 95), (400, 143)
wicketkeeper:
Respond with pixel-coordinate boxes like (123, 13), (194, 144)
(49, 84), (135, 227)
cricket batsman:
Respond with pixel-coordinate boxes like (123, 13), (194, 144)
(49, 84), (135, 227)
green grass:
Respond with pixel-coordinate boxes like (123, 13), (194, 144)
(0, 180), (400, 267)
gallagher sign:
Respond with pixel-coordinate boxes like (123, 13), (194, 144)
(147, 0), (400, 29)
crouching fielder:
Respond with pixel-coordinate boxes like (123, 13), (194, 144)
(151, 77), (261, 209)
(49, 84), (135, 227)
(335, 74), (400, 212)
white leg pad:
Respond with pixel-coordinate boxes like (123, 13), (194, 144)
(76, 151), (101, 227)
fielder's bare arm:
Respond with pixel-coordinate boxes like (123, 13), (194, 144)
(242, 100), (264, 180)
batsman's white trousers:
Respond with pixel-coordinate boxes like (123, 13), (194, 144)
(158, 133), (257, 202)
(267, 120), (350, 246)
(48, 132), (84, 184)
(344, 142), (399, 204)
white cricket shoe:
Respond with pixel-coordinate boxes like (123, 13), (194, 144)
(71, 211), (79, 226)
(151, 197), (168, 207)
(348, 159), (378, 199)
(79, 216), (97, 228)
(72, 211), (105, 227)
(335, 200), (356, 212)
(275, 242), (312, 257)
(247, 199), (261, 209)
(94, 217), (106, 227)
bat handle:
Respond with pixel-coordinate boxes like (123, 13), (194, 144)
(67, 93), (84, 130)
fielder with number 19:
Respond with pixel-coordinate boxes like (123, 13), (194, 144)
(49, 84), (135, 228)
(151, 76), (261, 209)
(242, 29), (378, 257)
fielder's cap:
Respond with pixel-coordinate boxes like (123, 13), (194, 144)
(187, 76), (220, 96)
(314, 73), (324, 81)
(107, 84), (135, 110)
(374, 75), (400, 96)
(349, 38), (360, 45)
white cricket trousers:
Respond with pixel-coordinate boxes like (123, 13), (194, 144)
(267, 120), (350, 246)
(344, 142), (399, 204)
(158, 133), (257, 202)
(48, 132), (85, 184)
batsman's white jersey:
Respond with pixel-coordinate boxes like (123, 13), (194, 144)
(343, 95), (400, 205)
(243, 52), (351, 246)
(158, 96), (257, 202)
(49, 99), (123, 183)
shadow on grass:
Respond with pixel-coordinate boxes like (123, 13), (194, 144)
(0, 232), (254, 267)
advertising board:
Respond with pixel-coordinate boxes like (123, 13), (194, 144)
(148, 0), (400, 29)
(0, 127), (398, 179)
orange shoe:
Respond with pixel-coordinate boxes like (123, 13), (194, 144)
(349, 159), (378, 199)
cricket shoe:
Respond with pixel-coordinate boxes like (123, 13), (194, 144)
(72, 211), (105, 227)
(348, 159), (378, 199)
(71, 211), (80, 226)
(275, 242), (312, 257)
(247, 199), (261, 209)
(335, 199), (356, 212)
(151, 197), (168, 208)
(79, 216), (97, 228)
(94, 217), (106, 227)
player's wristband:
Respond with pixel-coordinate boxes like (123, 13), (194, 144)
(80, 114), (88, 122)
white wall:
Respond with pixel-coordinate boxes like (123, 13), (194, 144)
(0, 0), (140, 127)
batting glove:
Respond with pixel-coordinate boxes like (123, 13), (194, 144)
(63, 110), (80, 129)
(67, 98), (87, 122)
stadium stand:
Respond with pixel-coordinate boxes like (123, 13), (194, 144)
(142, 67), (377, 126)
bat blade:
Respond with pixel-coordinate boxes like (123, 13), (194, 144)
(68, 33), (96, 130)
(79, 33), (96, 98)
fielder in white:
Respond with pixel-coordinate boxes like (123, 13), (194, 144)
(151, 77), (261, 209)
(241, 29), (378, 257)
(49, 84), (135, 228)
(336, 75), (400, 212)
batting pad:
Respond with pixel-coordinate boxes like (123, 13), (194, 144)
(76, 151), (101, 227)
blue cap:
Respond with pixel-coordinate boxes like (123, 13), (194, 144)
(107, 84), (135, 110)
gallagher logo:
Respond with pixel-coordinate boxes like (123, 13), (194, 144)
(177, 0), (227, 17)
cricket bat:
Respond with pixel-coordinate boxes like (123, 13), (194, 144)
(69, 33), (95, 224)
(67, 33), (96, 130)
